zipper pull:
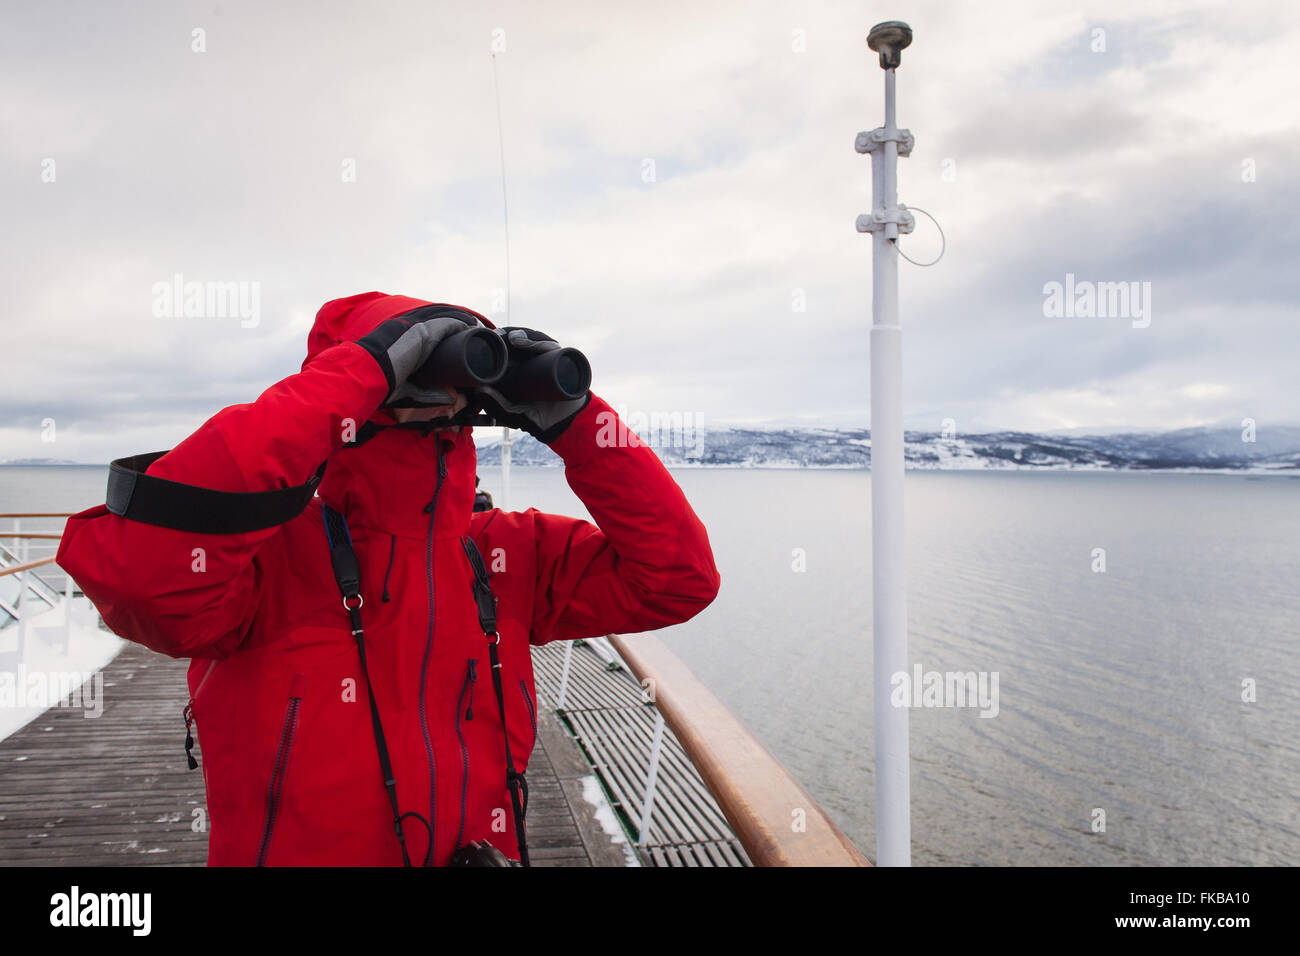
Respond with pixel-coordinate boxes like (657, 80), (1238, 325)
(465, 660), (478, 721)
(424, 447), (449, 512)
(182, 700), (198, 770)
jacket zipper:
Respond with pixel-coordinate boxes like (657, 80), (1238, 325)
(465, 661), (478, 722)
(418, 442), (448, 865)
(454, 658), (478, 850)
(181, 659), (219, 770)
(256, 672), (307, 866)
(519, 679), (537, 749)
(381, 533), (397, 602)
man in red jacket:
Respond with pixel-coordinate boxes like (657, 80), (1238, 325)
(56, 291), (720, 866)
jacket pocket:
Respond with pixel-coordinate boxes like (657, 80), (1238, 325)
(454, 658), (478, 851)
(256, 672), (307, 866)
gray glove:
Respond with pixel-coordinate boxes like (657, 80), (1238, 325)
(474, 328), (590, 443)
(356, 307), (479, 407)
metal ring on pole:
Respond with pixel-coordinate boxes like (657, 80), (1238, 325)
(896, 206), (945, 267)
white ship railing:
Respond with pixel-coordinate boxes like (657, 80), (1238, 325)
(1, 515), (78, 668)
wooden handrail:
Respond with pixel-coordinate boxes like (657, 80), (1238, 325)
(608, 633), (871, 867)
(0, 512), (77, 518)
(0, 556), (58, 577)
(1, 533), (63, 539)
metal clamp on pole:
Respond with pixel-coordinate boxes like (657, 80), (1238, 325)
(855, 128), (914, 156)
(856, 205), (916, 236)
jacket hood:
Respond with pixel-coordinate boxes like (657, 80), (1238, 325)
(310, 292), (493, 540)
(304, 291), (496, 371)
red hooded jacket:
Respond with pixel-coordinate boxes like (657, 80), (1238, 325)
(56, 291), (720, 866)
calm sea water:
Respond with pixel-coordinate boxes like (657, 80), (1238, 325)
(4, 464), (1298, 865)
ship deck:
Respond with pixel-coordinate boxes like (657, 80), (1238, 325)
(0, 641), (631, 865)
(0, 637), (748, 866)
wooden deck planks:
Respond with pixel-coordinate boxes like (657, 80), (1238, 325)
(0, 643), (208, 866)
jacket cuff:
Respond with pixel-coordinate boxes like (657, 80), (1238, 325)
(337, 341), (394, 410)
(547, 393), (624, 467)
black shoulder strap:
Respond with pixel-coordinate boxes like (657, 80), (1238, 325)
(106, 451), (326, 534)
(318, 509), (530, 868)
(321, 504), (422, 868)
(462, 535), (531, 867)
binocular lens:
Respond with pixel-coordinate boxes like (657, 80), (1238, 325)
(492, 347), (591, 402)
(463, 334), (501, 381)
(553, 352), (589, 399)
(412, 326), (508, 390)
(409, 319), (592, 404)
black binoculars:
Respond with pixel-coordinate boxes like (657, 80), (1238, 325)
(409, 321), (591, 403)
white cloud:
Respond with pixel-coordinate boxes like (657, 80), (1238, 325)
(1, 0), (1298, 461)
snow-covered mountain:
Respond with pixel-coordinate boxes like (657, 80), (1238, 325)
(474, 425), (1300, 472)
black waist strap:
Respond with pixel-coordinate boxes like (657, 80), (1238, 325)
(104, 416), (496, 535)
(107, 451), (326, 534)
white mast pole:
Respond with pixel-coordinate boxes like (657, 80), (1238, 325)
(857, 20), (915, 867)
(500, 428), (512, 510)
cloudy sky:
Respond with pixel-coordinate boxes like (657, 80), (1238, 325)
(2, 0), (1297, 463)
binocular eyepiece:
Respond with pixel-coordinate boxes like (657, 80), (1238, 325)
(496, 344), (591, 402)
(407, 317), (591, 403)
(411, 326), (509, 390)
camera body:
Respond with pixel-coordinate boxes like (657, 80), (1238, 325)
(449, 840), (520, 867)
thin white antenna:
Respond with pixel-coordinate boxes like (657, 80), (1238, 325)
(490, 52), (511, 324)
(490, 51), (513, 509)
